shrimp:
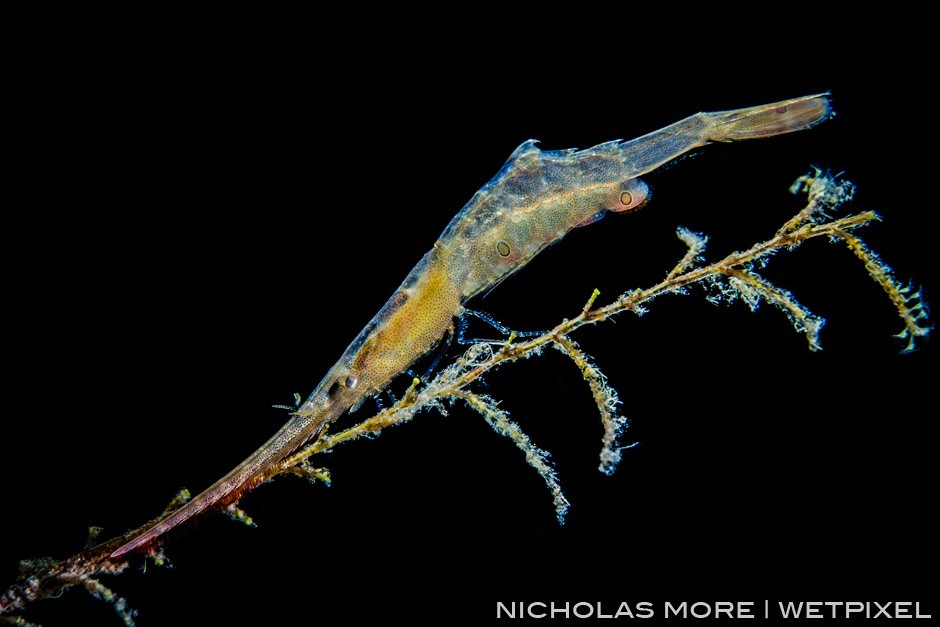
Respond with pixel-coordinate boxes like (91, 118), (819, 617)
(111, 93), (831, 558)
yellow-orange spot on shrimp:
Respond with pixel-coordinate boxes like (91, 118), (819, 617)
(611, 180), (649, 213)
(496, 241), (511, 257)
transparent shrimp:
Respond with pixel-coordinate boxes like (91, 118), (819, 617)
(111, 93), (831, 558)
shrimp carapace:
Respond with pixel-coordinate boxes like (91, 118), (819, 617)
(111, 93), (831, 558)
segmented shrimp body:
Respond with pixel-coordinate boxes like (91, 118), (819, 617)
(112, 93), (831, 558)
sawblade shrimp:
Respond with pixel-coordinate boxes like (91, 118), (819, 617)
(111, 93), (832, 558)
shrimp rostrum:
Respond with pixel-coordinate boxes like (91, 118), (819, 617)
(112, 93), (831, 557)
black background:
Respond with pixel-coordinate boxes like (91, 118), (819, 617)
(3, 13), (936, 626)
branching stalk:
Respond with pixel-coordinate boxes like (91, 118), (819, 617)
(1, 172), (928, 625)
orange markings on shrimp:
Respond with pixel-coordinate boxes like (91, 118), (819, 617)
(112, 93), (831, 558)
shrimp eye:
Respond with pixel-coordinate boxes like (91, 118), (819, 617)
(496, 241), (511, 257)
(613, 181), (648, 213)
(344, 374), (359, 390)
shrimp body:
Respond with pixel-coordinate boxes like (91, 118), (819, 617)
(112, 93), (830, 557)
